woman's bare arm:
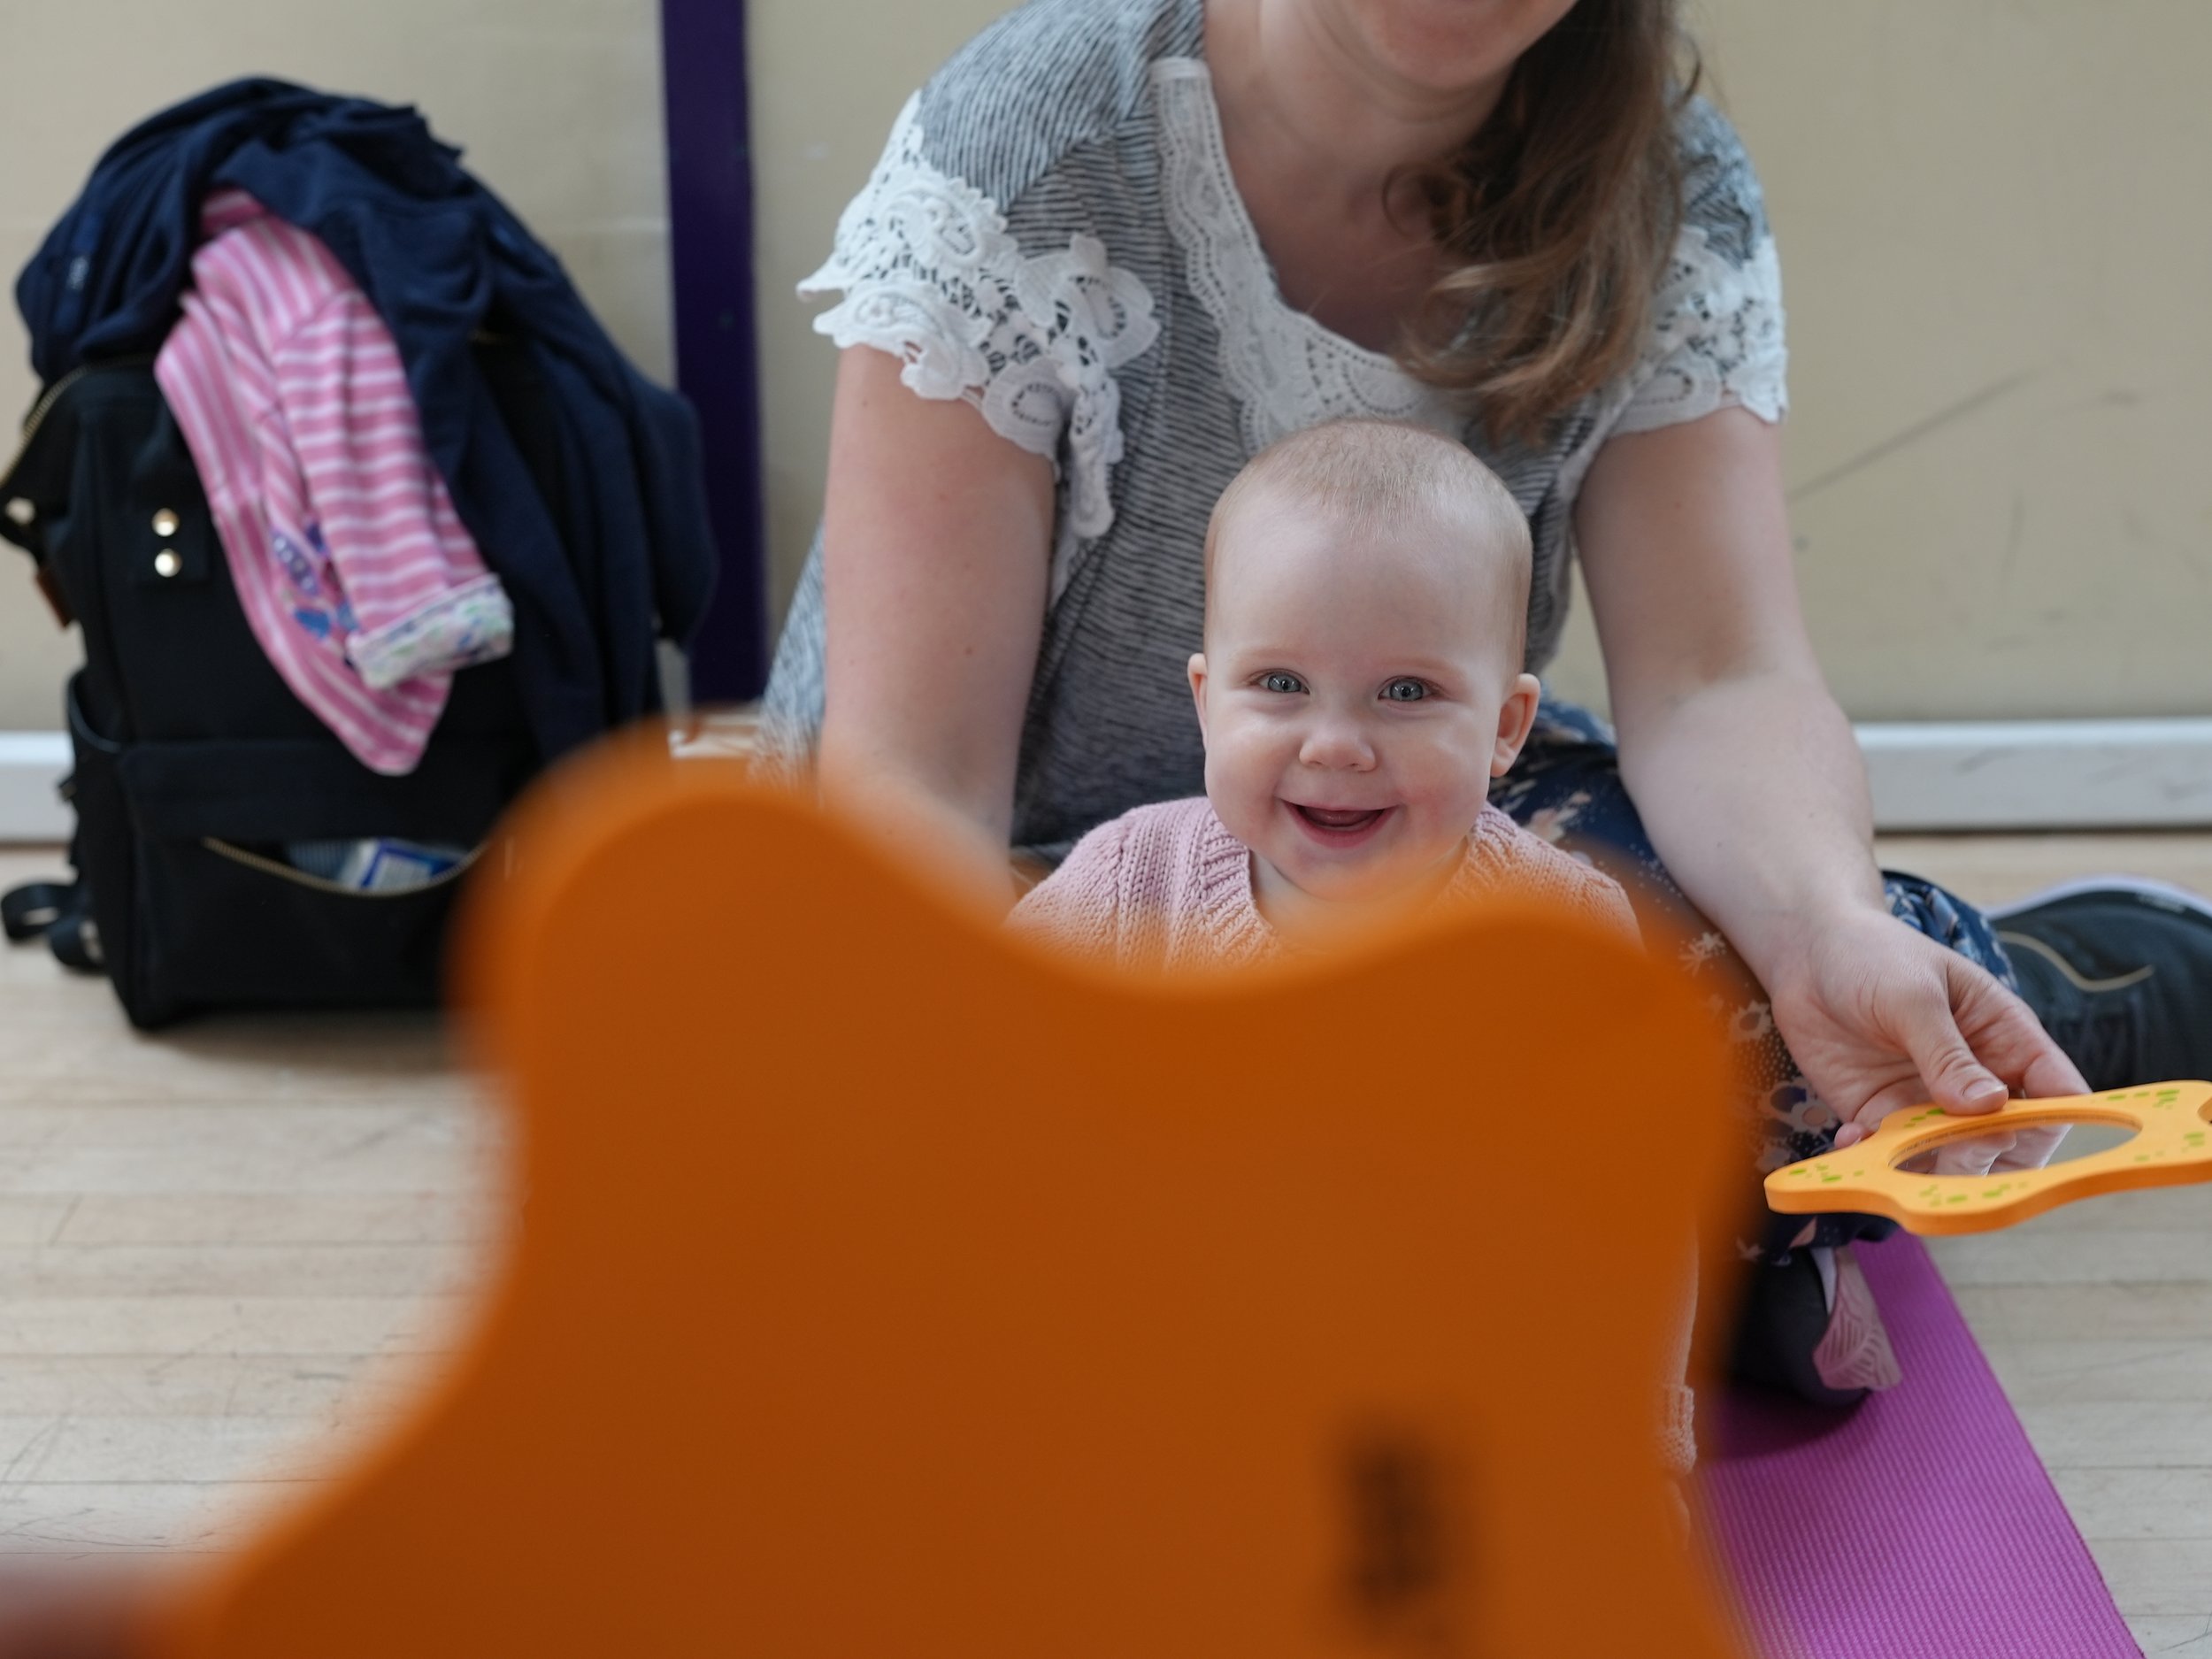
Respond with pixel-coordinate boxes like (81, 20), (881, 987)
(817, 346), (1056, 909)
(1575, 409), (2085, 1131)
(1575, 408), (1882, 972)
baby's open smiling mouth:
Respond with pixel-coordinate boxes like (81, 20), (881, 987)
(1286, 801), (1392, 846)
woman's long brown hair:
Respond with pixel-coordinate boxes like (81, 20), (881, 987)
(1395, 0), (1697, 449)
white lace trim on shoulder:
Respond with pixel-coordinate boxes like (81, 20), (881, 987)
(1613, 226), (1788, 435)
(799, 93), (1161, 560)
(1150, 59), (1459, 454)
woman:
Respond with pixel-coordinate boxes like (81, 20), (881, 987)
(762, 0), (2148, 1399)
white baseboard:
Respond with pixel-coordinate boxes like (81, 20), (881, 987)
(5, 719), (2211, 841)
(0, 733), (71, 843)
(1857, 719), (2212, 831)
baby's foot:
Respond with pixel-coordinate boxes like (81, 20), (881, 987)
(1809, 1245), (1901, 1394)
(1729, 1243), (1902, 1406)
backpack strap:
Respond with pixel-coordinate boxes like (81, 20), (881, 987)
(3, 877), (102, 972)
(45, 893), (104, 972)
(1, 879), (73, 941)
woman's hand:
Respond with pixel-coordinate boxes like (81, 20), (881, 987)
(1577, 410), (2087, 1151)
(1762, 901), (2089, 1148)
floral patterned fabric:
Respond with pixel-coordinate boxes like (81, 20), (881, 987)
(1494, 697), (2021, 1260)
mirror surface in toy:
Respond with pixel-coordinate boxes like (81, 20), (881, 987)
(1889, 1116), (2139, 1177)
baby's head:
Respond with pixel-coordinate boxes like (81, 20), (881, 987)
(1189, 419), (1542, 928)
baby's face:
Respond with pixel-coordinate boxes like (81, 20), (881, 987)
(1191, 495), (1539, 922)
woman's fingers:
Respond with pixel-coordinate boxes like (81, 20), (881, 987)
(1945, 956), (2091, 1099)
(2016, 1029), (2093, 1102)
(1839, 1071), (1957, 1144)
(1831, 954), (2091, 1148)
(1770, 912), (2094, 1166)
(1825, 955), (2009, 1145)
(1932, 1129), (2017, 1178)
(1892, 958), (2012, 1114)
(1993, 1122), (2071, 1171)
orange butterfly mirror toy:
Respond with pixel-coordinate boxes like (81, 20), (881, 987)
(112, 734), (1753, 1659)
(1767, 1080), (2212, 1236)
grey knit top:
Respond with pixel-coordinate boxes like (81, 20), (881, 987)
(761, 0), (1788, 863)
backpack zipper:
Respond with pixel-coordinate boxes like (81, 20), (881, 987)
(3, 357), (155, 491)
(200, 837), (483, 898)
(4, 365), (90, 487)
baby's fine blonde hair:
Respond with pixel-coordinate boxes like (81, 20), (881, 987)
(1202, 419), (1534, 657)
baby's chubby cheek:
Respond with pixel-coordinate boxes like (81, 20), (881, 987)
(1394, 735), (1493, 826)
(1202, 738), (1279, 844)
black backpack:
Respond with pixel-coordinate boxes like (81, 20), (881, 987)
(0, 349), (552, 1028)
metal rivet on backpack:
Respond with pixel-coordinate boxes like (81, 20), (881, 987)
(151, 508), (180, 537)
(153, 549), (181, 579)
(3, 498), (32, 526)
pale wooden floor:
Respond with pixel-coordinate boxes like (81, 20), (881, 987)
(2, 834), (2209, 1653)
(0, 847), (499, 1566)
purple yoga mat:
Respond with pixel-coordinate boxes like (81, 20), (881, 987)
(1697, 1235), (2139, 1659)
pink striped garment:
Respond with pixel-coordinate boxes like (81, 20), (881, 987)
(155, 188), (512, 775)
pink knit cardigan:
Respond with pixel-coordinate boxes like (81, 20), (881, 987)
(1006, 795), (1687, 1473)
(1009, 796), (1638, 970)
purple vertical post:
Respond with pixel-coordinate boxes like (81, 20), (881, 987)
(660, 0), (768, 701)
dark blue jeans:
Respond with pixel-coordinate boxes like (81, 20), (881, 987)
(1491, 698), (2019, 1260)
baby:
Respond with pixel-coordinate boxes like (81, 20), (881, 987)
(1010, 417), (1637, 967)
(1010, 419), (1689, 1476)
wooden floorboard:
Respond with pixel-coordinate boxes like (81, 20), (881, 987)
(1874, 829), (2212, 910)
(4, 838), (2211, 1647)
(1893, 818), (2212, 1645)
(0, 844), (498, 1570)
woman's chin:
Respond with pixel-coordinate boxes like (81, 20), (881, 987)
(1340, 0), (1572, 98)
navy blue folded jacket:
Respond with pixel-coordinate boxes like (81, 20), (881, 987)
(18, 78), (717, 762)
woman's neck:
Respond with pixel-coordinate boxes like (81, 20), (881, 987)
(1205, 0), (1509, 220)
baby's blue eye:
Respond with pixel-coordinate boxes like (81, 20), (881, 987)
(1261, 672), (1305, 695)
(1382, 679), (1429, 703)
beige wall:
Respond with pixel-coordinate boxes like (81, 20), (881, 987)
(0, 0), (672, 730)
(749, 0), (1015, 629)
(751, 0), (2212, 723)
(8, 4), (2207, 728)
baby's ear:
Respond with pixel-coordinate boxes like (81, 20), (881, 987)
(1187, 653), (1210, 742)
(1490, 673), (1542, 778)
